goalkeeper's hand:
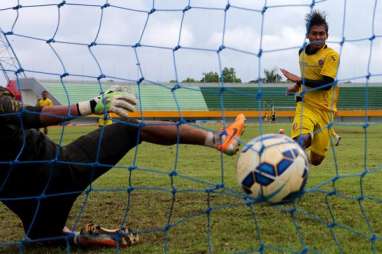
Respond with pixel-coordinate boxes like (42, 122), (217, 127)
(77, 89), (137, 118)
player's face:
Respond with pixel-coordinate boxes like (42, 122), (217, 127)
(307, 25), (328, 50)
(42, 91), (48, 99)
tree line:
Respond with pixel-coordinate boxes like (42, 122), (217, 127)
(170, 67), (284, 83)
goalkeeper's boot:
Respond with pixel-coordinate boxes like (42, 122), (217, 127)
(218, 113), (246, 155)
(74, 223), (139, 248)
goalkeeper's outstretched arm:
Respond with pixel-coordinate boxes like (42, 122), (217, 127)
(42, 89), (137, 125)
(0, 88), (137, 128)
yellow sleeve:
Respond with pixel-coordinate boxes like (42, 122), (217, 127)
(320, 51), (340, 79)
(48, 99), (53, 107)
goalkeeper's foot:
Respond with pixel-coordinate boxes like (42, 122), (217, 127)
(217, 113), (246, 155)
(74, 223), (139, 248)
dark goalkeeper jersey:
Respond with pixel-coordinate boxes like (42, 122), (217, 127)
(0, 95), (141, 240)
(0, 105), (55, 161)
(0, 104), (58, 197)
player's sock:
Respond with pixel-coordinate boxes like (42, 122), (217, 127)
(295, 132), (313, 149)
(334, 134), (341, 146)
(204, 131), (218, 148)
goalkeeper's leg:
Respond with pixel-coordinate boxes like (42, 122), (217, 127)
(15, 115), (245, 245)
(140, 113), (246, 155)
(3, 123), (143, 243)
(62, 113), (246, 191)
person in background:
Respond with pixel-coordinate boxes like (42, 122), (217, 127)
(36, 90), (54, 134)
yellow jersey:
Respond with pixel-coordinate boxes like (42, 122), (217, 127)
(98, 114), (113, 126)
(299, 45), (340, 112)
(37, 98), (53, 107)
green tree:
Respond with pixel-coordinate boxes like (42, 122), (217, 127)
(200, 71), (219, 82)
(264, 68), (282, 83)
(201, 67), (242, 83)
(182, 77), (198, 83)
(222, 67), (241, 83)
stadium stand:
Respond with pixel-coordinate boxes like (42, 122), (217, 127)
(337, 87), (382, 109)
(7, 78), (382, 120)
(200, 86), (295, 111)
(139, 84), (208, 111)
(200, 85), (382, 111)
(40, 80), (114, 105)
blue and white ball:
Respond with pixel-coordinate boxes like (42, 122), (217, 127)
(236, 134), (309, 203)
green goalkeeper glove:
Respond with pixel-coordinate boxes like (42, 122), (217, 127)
(77, 89), (137, 118)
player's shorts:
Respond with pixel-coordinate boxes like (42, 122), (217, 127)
(291, 102), (334, 156)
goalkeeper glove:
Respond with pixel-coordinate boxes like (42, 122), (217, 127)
(77, 89), (137, 118)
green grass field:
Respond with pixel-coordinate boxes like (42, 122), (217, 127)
(1, 122), (381, 254)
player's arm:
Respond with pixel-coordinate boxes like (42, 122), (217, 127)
(0, 96), (78, 128)
(39, 104), (80, 126)
(39, 90), (137, 126)
(0, 89), (137, 128)
(280, 69), (335, 91)
(301, 76), (335, 91)
(280, 68), (301, 94)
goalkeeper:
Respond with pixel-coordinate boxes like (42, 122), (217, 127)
(0, 86), (245, 247)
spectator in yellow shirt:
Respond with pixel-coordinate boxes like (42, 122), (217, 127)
(36, 90), (53, 134)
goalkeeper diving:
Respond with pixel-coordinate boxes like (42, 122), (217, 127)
(0, 86), (245, 248)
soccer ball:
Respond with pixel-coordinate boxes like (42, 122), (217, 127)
(236, 134), (309, 203)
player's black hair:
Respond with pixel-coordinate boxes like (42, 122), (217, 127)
(305, 10), (328, 34)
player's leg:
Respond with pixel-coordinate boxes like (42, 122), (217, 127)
(290, 103), (332, 166)
(139, 121), (207, 146)
(308, 111), (332, 166)
(140, 113), (246, 155)
(3, 123), (143, 243)
(309, 151), (325, 166)
(49, 115), (244, 246)
(60, 113), (246, 191)
(294, 133), (313, 149)
(291, 103), (315, 149)
(330, 128), (341, 146)
(309, 128), (330, 166)
(60, 123), (142, 189)
(1, 114), (245, 245)
(59, 114), (242, 190)
(1, 163), (81, 242)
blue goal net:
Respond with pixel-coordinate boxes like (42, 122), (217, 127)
(0, 0), (381, 253)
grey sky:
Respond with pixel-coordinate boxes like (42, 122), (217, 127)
(0, 0), (381, 85)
